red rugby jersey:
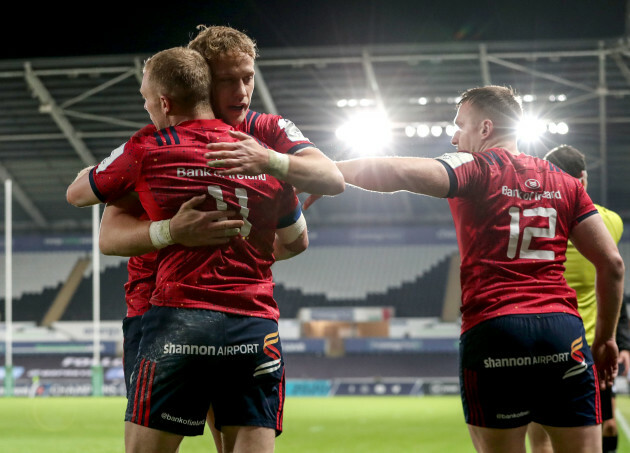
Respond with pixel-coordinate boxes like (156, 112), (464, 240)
(437, 148), (597, 333)
(122, 111), (312, 318)
(90, 119), (301, 321)
(237, 110), (315, 155)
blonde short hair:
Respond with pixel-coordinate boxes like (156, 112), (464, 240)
(143, 47), (211, 110)
(188, 25), (258, 63)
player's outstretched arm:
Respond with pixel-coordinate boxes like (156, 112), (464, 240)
(99, 195), (244, 257)
(336, 157), (450, 197)
(572, 213), (625, 387)
(205, 130), (345, 196)
(302, 157), (451, 210)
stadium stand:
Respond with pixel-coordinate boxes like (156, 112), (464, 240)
(274, 251), (455, 318)
(271, 244), (458, 299)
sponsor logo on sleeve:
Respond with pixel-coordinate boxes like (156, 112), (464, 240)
(437, 152), (474, 169)
(96, 143), (126, 173)
(278, 119), (308, 142)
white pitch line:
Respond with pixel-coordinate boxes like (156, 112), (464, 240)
(616, 407), (630, 442)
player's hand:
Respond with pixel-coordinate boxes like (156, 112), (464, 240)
(205, 130), (269, 176)
(619, 349), (630, 377)
(169, 195), (244, 247)
(591, 338), (619, 389)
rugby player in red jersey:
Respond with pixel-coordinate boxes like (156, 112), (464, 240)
(68, 46), (310, 453)
(308, 85), (624, 453)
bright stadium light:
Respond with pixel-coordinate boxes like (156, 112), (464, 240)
(517, 115), (547, 143)
(416, 124), (430, 138)
(522, 94), (535, 103)
(556, 121), (569, 134)
(547, 121), (570, 135)
(445, 124), (457, 136)
(430, 125), (443, 137)
(404, 125), (416, 137)
(335, 110), (392, 155)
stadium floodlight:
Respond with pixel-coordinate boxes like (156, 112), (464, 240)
(522, 94), (535, 103)
(416, 124), (430, 138)
(445, 124), (457, 137)
(336, 99), (348, 108)
(431, 125), (443, 137)
(517, 115), (547, 143)
(418, 97), (428, 105)
(404, 125), (416, 137)
(556, 122), (569, 134)
(335, 110), (392, 155)
(547, 121), (570, 135)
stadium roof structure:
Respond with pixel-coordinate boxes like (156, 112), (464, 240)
(1, 36), (630, 235)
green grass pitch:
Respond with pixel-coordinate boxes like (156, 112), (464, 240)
(2, 395), (630, 452)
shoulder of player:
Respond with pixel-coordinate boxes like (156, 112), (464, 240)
(161, 120), (236, 145)
(130, 124), (157, 140)
(236, 110), (280, 133)
(127, 123), (161, 147)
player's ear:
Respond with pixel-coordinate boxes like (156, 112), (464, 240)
(580, 170), (588, 189)
(160, 95), (172, 114)
(480, 119), (493, 137)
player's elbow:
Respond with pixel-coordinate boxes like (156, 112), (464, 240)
(598, 251), (626, 285)
(98, 233), (117, 256)
(286, 231), (309, 255)
(66, 185), (84, 207)
(66, 168), (100, 207)
(321, 165), (345, 196)
(330, 174), (346, 196)
(610, 253), (626, 282)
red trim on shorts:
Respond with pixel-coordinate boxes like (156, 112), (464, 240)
(143, 362), (156, 425)
(276, 368), (285, 432)
(464, 369), (485, 426)
(593, 366), (602, 424)
(138, 360), (150, 425)
(130, 358), (156, 427)
(131, 358), (145, 423)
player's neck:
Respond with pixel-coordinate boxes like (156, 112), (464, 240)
(481, 138), (519, 155)
(169, 108), (216, 127)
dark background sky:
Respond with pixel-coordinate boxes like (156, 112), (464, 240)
(5, 0), (628, 59)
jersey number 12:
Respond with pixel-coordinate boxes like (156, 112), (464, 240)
(506, 206), (556, 260)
